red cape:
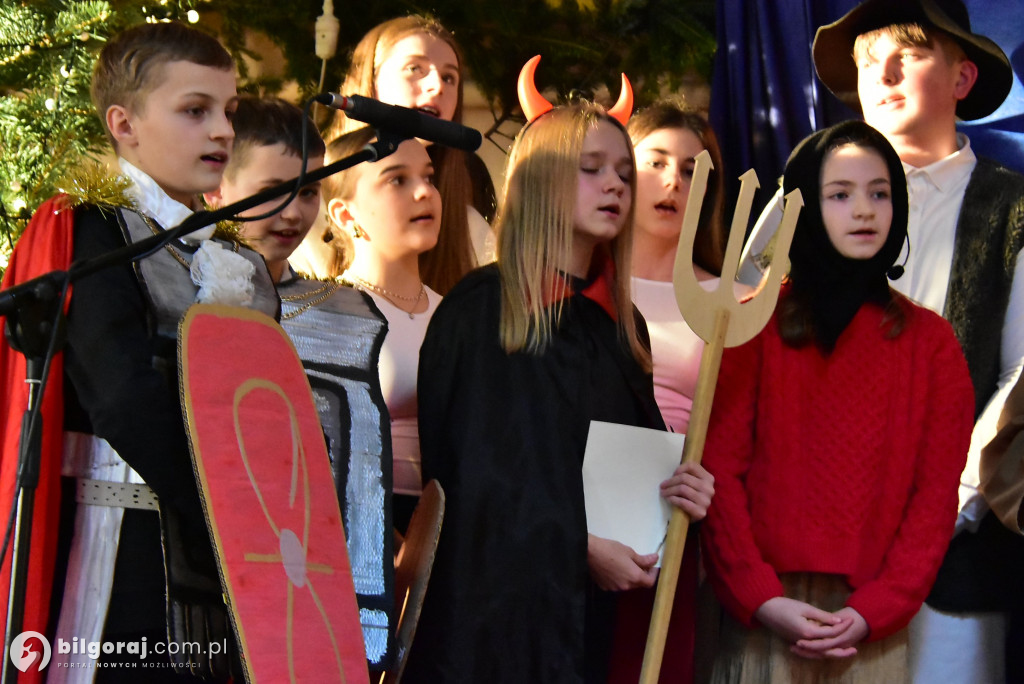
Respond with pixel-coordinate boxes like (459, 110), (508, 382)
(0, 196), (74, 682)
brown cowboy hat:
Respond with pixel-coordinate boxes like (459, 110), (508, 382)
(813, 0), (1011, 120)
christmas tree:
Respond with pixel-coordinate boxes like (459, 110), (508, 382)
(0, 0), (715, 269)
(0, 0), (222, 267)
(1, 1), (109, 266)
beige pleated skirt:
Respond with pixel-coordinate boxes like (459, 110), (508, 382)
(704, 574), (909, 684)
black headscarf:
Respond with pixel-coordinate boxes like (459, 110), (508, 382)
(781, 120), (908, 350)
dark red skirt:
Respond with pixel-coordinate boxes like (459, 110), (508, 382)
(606, 543), (699, 684)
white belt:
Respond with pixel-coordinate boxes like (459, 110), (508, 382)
(75, 478), (158, 511)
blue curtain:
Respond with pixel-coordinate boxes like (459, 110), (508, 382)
(710, 0), (1024, 225)
(957, 0), (1024, 172)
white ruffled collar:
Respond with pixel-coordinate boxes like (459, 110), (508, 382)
(118, 159), (215, 243)
(118, 158), (254, 306)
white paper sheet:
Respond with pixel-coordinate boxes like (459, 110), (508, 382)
(582, 421), (685, 566)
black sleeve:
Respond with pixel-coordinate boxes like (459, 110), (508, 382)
(62, 207), (198, 508)
(417, 288), (464, 490)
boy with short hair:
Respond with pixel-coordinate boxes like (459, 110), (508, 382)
(740, 1), (1024, 682)
(207, 96), (395, 674)
(0, 21), (278, 680)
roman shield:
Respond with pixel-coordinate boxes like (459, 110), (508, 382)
(180, 303), (369, 684)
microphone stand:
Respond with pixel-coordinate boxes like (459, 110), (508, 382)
(0, 132), (406, 682)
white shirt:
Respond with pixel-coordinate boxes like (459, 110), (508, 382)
(119, 158), (201, 237)
(361, 285), (441, 496)
(892, 136), (974, 311)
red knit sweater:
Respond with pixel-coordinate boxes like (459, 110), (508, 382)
(700, 296), (974, 642)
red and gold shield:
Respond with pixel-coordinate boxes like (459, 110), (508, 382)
(180, 304), (369, 684)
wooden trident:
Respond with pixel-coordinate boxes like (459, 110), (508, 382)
(639, 151), (803, 682)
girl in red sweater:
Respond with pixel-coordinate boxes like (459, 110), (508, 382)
(700, 120), (974, 683)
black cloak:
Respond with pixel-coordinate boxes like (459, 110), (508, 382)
(403, 264), (663, 683)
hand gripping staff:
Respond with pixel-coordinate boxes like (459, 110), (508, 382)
(639, 151), (803, 682)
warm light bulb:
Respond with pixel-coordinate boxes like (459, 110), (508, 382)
(187, 10), (199, 22)
(45, 98), (56, 110)
(12, 198), (27, 212)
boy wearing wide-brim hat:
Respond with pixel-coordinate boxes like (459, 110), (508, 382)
(813, 0), (1011, 122)
(812, 1), (1024, 683)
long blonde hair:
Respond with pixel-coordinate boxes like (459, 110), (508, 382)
(497, 103), (650, 370)
(325, 15), (475, 294)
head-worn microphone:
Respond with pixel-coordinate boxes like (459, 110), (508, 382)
(315, 93), (482, 152)
(887, 236), (910, 280)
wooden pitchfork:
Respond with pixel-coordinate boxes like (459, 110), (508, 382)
(638, 150), (802, 683)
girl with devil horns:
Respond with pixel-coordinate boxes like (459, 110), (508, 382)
(403, 57), (714, 683)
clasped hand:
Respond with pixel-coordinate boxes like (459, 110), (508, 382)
(754, 597), (869, 659)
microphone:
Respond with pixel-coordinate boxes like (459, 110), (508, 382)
(316, 93), (482, 152)
(887, 235), (911, 281)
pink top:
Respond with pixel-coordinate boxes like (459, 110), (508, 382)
(631, 276), (751, 433)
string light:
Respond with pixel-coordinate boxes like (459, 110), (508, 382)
(44, 98), (56, 110)
(187, 10), (199, 23)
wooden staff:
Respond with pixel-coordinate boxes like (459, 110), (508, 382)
(639, 151), (802, 683)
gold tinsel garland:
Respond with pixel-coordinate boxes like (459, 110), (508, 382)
(55, 162), (242, 241)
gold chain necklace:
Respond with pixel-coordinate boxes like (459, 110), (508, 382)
(280, 281), (340, 320)
(143, 215), (238, 270)
(346, 274), (425, 319)
(281, 280), (336, 302)
(347, 274), (425, 302)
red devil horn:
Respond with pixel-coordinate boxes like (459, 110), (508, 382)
(607, 73), (634, 125)
(518, 55), (554, 123)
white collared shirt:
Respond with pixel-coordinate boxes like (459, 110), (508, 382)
(891, 134), (975, 312)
